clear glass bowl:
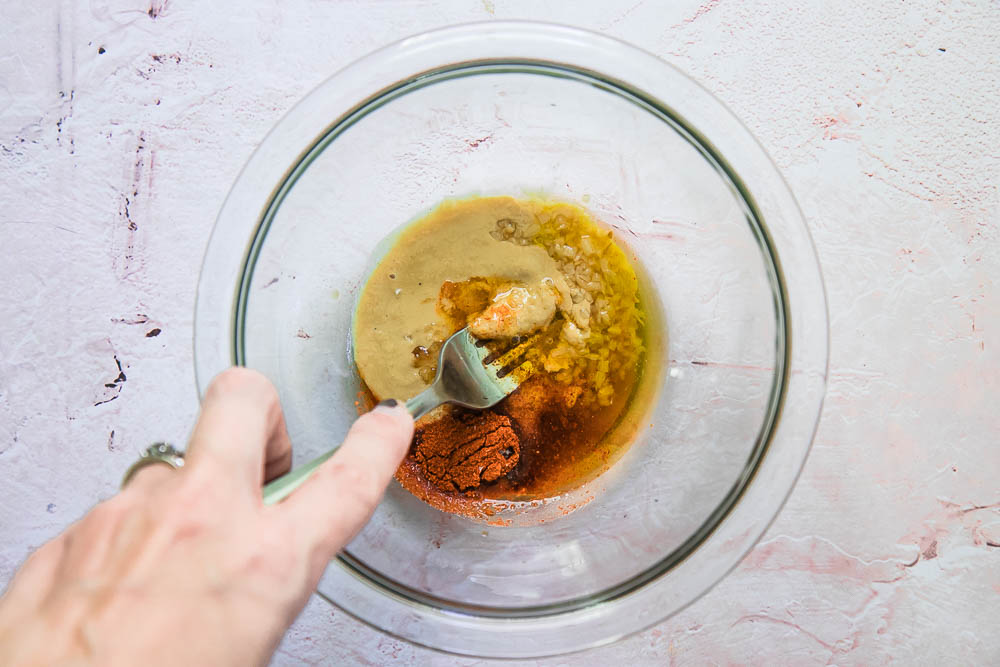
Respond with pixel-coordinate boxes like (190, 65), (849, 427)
(195, 22), (828, 658)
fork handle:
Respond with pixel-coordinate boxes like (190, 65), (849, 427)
(262, 448), (336, 506)
(261, 387), (446, 506)
(404, 383), (448, 420)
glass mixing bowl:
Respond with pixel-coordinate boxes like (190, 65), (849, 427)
(195, 22), (828, 658)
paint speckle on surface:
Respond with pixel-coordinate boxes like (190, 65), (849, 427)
(467, 134), (493, 148)
(147, 0), (170, 20)
(674, 0), (722, 26)
(111, 314), (149, 325)
(94, 355), (128, 406)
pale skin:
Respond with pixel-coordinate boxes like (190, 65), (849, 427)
(0, 367), (414, 666)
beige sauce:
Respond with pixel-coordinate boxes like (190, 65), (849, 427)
(353, 197), (571, 400)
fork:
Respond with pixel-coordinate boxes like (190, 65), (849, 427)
(261, 327), (535, 505)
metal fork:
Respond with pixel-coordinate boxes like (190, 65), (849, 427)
(262, 327), (534, 505)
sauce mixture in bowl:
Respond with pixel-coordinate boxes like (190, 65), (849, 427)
(353, 196), (661, 517)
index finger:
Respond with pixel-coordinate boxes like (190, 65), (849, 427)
(276, 402), (413, 562)
(186, 367), (293, 490)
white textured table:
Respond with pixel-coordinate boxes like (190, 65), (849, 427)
(2, 1), (998, 664)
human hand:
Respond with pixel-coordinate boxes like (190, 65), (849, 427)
(0, 368), (413, 666)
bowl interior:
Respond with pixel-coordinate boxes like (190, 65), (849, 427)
(238, 64), (784, 611)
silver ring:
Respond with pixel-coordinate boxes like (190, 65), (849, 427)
(121, 443), (185, 488)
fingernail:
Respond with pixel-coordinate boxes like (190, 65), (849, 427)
(374, 398), (399, 411)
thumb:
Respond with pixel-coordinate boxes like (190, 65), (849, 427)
(277, 401), (413, 564)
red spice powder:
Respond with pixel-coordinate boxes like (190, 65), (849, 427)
(412, 410), (520, 492)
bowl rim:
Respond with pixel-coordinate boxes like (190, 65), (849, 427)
(194, 20), (829, 658)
